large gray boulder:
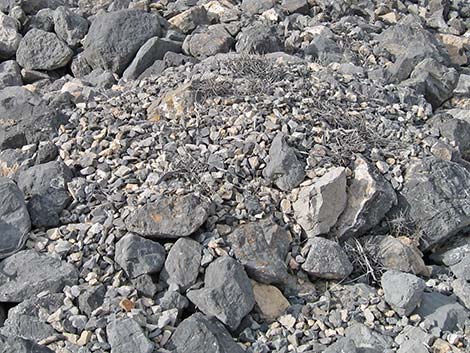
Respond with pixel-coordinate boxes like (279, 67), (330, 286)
(0, 334), (54, 353)
(381, 270), (425, 316)
(125, 193), (209, 239)
(392, 157), (470, 251)
(227, 219), (292, 285)
(169, 313), (245, 353)
(0, 12), (22, 59)
(0, 86), (62, 150)
(53, 6), (89, 47)
(16, 29), (73, 70)
(0, 250), (78, 302)
(115, 233), (166, 279)
(0, 177), (30, 259)
(183, 24), (234, 60)
(107, 317), (154, 353)
(83, 9), (163, 74)
(187, 256), (255, 330)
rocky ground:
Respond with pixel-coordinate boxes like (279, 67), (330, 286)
(0, 0), (470, 352)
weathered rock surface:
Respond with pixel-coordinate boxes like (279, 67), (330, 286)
(53, 6), (89, 47)
(0, 60), (22, 88)
(236, 23), (282, 54)
(381, 270), (425, 316)
(0, 334), (54, 353)
(251, 280), (290, 322)
(107, 317), (154, 353)
(452, 278), (470, 310)
(0, 12), (22, 59)
(345, 323), (394, 351)
(183, 24), (233, 59)
(164, 237), (202, 290)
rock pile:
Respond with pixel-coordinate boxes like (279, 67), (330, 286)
(0, 0), (469, 352)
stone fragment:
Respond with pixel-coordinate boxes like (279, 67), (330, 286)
(251, 280), (290, 321)
(159, 290), (189, 312)
(78, 284), (106, 316)
(323, 338), (357, 353)
(0, 334), (54, 353)
(169, 6), (209, 34)
(164, 237), (202, 290)
(345, 323), (394, 351)
(450, 254), (470, 281)
(437, 34), (470, 66)
(107, 317), (154, 353)
(381, 270), (425, 316)
(183, 24), (233, 59)
(236, 23), (282, 54)
(0, 60), (21, 88)
(434, 118), (470, 160)
(452, 278), (470, 310)
(53, 6), (89, 47)
(280, 0), (309, 14)
(0, 12), (21, 59)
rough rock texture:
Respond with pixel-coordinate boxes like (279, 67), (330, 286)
(252, 280), (290, 321)
(0, 12), (22, 59)
(0, 334), (54, 353)
(452, 278), (470, 310)
(0, 60), (21, 88)
(106, 317), (154, 353)
(345, 323), (394, 351)
(183, 24), (234, 59)
(53, 6), (89, 47)
(381, 270), (425, 316)
(236, 23), (282, 54)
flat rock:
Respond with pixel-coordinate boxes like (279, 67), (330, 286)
(0, 177), (30, 259)
(293, 167), (347, 237)
(302, 237), (353, 280)
(169, 313), (245, 353)
(0, 250), (78, 302)
(115, 233), (166, 279)
(0, 334), (54, 353)
(187, 256), (255, 330)
(164, 237), (203, 290)
(83, 9), (162, 74)
(53, 6), (89, 47)
(263, 133), (305, 191)
(334, 156), (396, 239)
(0, 12), (21, 59)
(107, 317), (154, 353)
(125, 193), (209, 239)
(251, 280), (290, 322)
(16, 29), (73, 70)
(226, 219), (292, 285)
(381, 270), (425, 316)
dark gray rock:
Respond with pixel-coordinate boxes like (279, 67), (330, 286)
(0, 12), (22, 59)
(115, 233), (166, 279)
(381, 270), (425, 316)
(25, 8), (55, 32)
(263, 133), (305, 191)
(235, 23), (282, 54)
(125, 193), (210, 239)
(280, 0), (309, 14)
(323, 338), (357, 353)
(82, 69), (116, 89)
(159, 290), (189, 312)
(16, 29), (73, 70)
(452, 278), (470, 310)
(183, 24), (233, 59)
(0, 177), (30, 259)
(164, 237), (202, 290)
(240, 0), (276, 16)
(401, 58), (459, 109)
(169, 313), (245, 353)
(0, 60), (22, 88)
(122, 37), (181, 80)
(83, 9), (163, 74)
(0, 250), (78, 302)
(78, 284), (106, 316)
(304, 31), (342, 64)
(345, 323), (394, 352)
(392, 157), (470, 251)
(0, 334), (54, 353)
(107, 317), (154, 353)
(1, 293), (64, 341)
(71, 53), (92, 78)
(21, 0), (66, 15)
(130, 274), (158, 297)
(137, 60), (166, 80)
(227, 219), (292, 285)
(302, 237), (353, 280)
(433, 118), (470, 160)
(187, 256), (255, 330)
(35, 142), (59, 164)
(53, 6), (89, 47)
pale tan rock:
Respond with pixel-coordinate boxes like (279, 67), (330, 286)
(437, 34), (470, 66)
(169, 6), (209, 34)
(252, 280), (290, 321)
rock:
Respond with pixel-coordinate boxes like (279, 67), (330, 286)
(159, 290), (189, 312)
(25, 8), (55, 32)
(53, 6), (89, 47)
(122, 37), (181, 80)
(323, 338), (357, 353)
(302, 237), (353, 280)
(16, 29), (73, 70)
(78, 284), (106, 316)
(280, 0), (309, 14)
(71, 53), (92, 78)
(115, 233), (166, 279)
(293, 167), (347, 237)
(345, 323), (394, 351)
(107, 317), (154, 353)
(381, 270), (425, 316)
(82, 69), (116, 89)
(183, 24), (234, 59)
(392, 157), (470, 251)
(21, 0), (66, 15)
(169, 313), (245, 353)
(437, 34), (470, 66)
(0, 12), (22, 59)
(0, 334), (54, 353)
(304, 30), (342, 64)
(131, 274), (158, 297)
(125, 193), (210, 239)
(17, 161), (73, 228)
(433, 118), (470, 160)
(401, 58), (459, 109)
(0, 177), (30, 259)
(414, 292), (469, 331)
(169, 6), (209, 34)
(164, 237), (202, 290)
(226, 219), (292, 285)
(187, 256), (255, 330)
(251, 280), (290, 321)
(235, 23), (282, 54)
(377, 236), (430, 276)
(452, 278), (470, 310)
(263, 133), (305, 191)
(36, 142), (58, 165)
(397, 339), (429, 353)
(0, 60), (22, 88)
(334, 156), (396, 239)
(83, 9), (162, 74)
(241, 0), (276, 15)
(449, 254), (470, 281)
(0, 250), (78, 302)
(137, 60), (166, 81)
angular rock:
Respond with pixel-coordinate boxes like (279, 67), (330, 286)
(0, 250), (78, 302)
(302, 237), (353, 280)
(0, 334), (54, 353)
(168, 6), (209, 34)
(280, 0), (309, 14)
(304, 31), (342, 64)
(293, 167), (347, 237)
(235, 23), (282, 54)
(452, 278), (470, 310)
(0, 12), (22, 59)
(125, 193), (209, 239)
(115, 233), (166, 279)
(82, 69), (116, 89)
(25, 8), (55, 32)
(437, 33), (470, 66)
(241, 0), (276, 15)
(107, 317), (153, 353)
(324, 338), (357, 353)
(21, 0), (66, 15)
(131, 274), (158, 298)
(263, 133), (305, 191)
(187, 256), (255, 330)
(392, 157), (470, 251)
(334, 157), (396, 239)
(226, 219), (292, 285)
(381, 270), (425, 316)
(122, 37), (181, 80)
(183, 24), (234, 59)
(83, 9), (162, 74)
(164, 237), (202, 290)
(434, 118), (470, 161)
(159, 290), (189, 312)
(0, 177), (30, 259)
(169, 313), (245, 353)
(345, 323), (394, 351)
(78, 284), (106, 316)
(449, 254), (470, 281)
(53, 6), (89, 47)
(0, 60), (22, 88)
(252, 280), (290, 322)
(16, 29), (73, 70)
